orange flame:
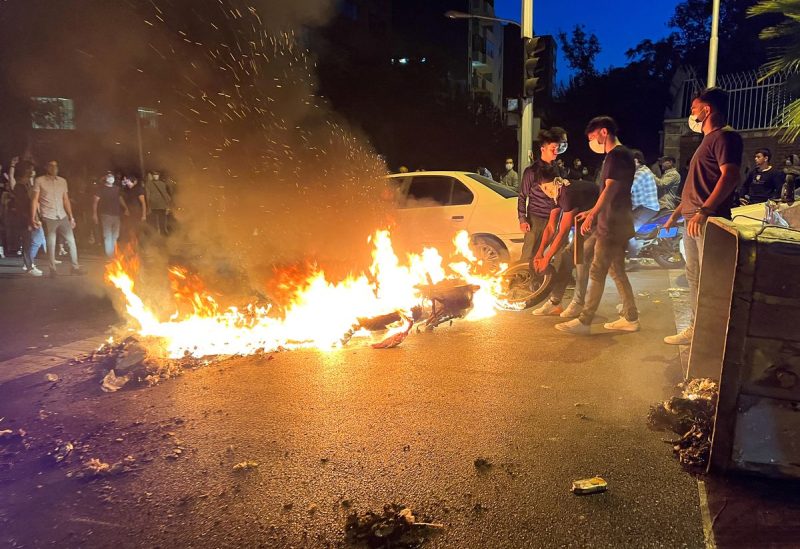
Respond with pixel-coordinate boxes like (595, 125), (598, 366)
(105, 230), (507, 358)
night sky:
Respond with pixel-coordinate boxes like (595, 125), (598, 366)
(494, 0), (683, 77)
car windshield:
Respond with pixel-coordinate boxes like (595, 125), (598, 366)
(466, 174), (517, 198)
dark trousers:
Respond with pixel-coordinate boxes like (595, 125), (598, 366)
(149, 209), (169, 236)
(578, 234), (638, 325)
(520, 215), (549, 262)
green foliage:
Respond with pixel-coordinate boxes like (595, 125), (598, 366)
(750, 0), (800, 141)
(557, 25), (601, 86)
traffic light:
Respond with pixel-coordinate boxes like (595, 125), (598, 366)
(522, 35), (556, 103)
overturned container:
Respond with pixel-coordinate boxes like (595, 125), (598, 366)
(688, 218), (800, 478)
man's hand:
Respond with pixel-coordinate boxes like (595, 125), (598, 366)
(579, 210), (596, 236)
(141, 214), (147, 222)
(70, 218), (77, 229)
(740, 196), (750, 206)
(519, 222), (531, 233)
(533, 256), (549, 274)
(32, 219), (41, 229)
(124, 209), (130, 217)
(663, 210), (681, 230)
(686, 213), (707, 238)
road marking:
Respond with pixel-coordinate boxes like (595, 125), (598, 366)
(0, 335), (107, 385)
(697, 480), (717, 549)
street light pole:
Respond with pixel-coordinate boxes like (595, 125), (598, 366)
(520, 0), (534, 172)
(707, 0), (720, 88)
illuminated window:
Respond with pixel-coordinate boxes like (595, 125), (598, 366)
(31, 97), (75, 130)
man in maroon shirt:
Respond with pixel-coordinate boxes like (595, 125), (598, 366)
(663, 88), (743, 345)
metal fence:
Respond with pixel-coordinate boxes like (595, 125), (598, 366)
(677, 67), (800, 131)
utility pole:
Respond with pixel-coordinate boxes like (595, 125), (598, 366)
(707, 0), (720, 88)
(519, 0), (533, 172)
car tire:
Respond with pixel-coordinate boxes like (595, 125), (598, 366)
(471, 236), (510, 272)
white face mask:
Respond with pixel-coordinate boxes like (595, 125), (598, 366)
(589, 137), (605, 155)
(505, 163), (513, 171)
(557, 141), (568, 155)
(688, 115), (703, 133)
(105, 175), (115, 186)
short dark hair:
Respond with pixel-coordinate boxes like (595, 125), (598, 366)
(659, 156), (676, 165)
(585, 116), (618, 136)
(550, 126), (567, 141)
(755, 148), (771, 160)
(631, 149), (646, 164)
(695, 87), (729, 117)
(537, 129), (561, 145)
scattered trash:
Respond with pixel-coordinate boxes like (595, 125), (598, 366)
(0, 429), (15, 441)
(101, 370), (131, 392)
(51, 441), (74, 463)
(307, 503), (318, 514)
(648, 378), (719, 469)
(75, 456), (136, 479)
(233, 460), (259, 471)
(84, 458), (111, 475)
(345, 503), (443, 548)
(45, 373), (59, 383)
(572, 477), (608, 495)
(473, 457), (493, 473)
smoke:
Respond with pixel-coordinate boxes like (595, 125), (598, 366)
(3, 0), (396, 304)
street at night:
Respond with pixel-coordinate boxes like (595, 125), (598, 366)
(4, 0), (800, 547)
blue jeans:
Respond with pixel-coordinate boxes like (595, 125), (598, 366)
(683, 220), (705, 325)
(23, 226), (46, 270)
(100, 214), (121, 258)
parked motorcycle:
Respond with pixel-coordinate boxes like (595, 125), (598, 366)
(630, 209), (685, 268)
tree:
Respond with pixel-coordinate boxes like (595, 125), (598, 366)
(557, 25), (601, 86)
(750, 0), (800, 141)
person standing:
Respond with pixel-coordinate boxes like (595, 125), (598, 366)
(31, 160), (84, 276)
(518, 127), (567, 262)
(93, 172), (129, 258)
(663, 88), (743, 345)
(500, 158), (519, 191)
(9, 158), (45, 276)
(121, 175), (147, 243)
(739, 148), (783, 205)
(555, 116), (639, 335)
(655, 156), (681, 210)
(144, 170), (172, 236)
(628, 149), (661, 261)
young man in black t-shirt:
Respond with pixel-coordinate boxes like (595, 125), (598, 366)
(740, 148), (783, 205)
(663, 88), (743, 346)
(555, 116), (640, 335)
(530, 167), (600, 317)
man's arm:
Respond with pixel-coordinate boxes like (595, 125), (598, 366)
(119, 195), (130, 215)
(138, 193), (147, 220)
(63, 191), (75, 226)
(92, 195), (100, 223)
(535, 208), (560, 258)
(654, 170), (678, 189)
(686, 163), (740, 237)
(579, 179), (620, 235)
(517, 169), (531, 230)
(31, 189), (41, 228)
(545, 209), (576, 260)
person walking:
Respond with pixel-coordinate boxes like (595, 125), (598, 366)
(663, 88), (743, 346)
(555, 116), (640, 335)
(93, 172), (130, 259)
(9, 158), (45, 276)
(121, 175), (147, 244)
(144, 170), (172, 236)
(31, 160), (84, 276)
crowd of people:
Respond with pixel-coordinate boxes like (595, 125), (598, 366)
(0, 158), (176, 277)
(516, 87), (747, 350)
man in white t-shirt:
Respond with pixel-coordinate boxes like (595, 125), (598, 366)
(31, 160), (84, 276)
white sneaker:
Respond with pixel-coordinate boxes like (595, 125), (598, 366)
(664, 325), (693, 345)
(532, 300), (563, 316)
(555, 318), (591, 335)
(28, 266), (43, 277)
(0, 246), (4, 258)
(560, 301), (583, 318)
(604, 317), (640, 332)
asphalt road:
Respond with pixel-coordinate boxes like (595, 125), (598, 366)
(0, 262), (711, 548)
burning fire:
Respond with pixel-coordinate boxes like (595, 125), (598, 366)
(106, 230), (506, 359)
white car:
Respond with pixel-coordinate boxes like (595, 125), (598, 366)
(386, 171), (524, 268)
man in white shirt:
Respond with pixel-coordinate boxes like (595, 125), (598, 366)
(31, 160), (84, 276)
